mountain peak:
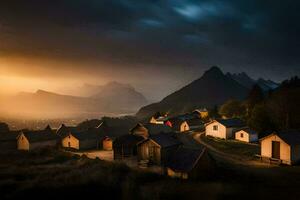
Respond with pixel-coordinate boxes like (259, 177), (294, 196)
(203, 66), (224, 77)
(35, 90), (59, 96)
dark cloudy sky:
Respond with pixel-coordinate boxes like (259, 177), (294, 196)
(0, 0), (299, 101)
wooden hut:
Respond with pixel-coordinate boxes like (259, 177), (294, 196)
(137, 133), (181, 165)
(61, 128), (103, 150)
(235, 128), (258, 143)
(17, 130), (58, 151)
(192, 109), (209, 119)
(205, 118), (246, 139)
(166, 147), (214, 179)
(130, 123), (172, 138)
(102, 136), (113, 151)
(56, 124), (78, 138)
(113, 134), (144, 160)
(149, 112), (167, 124)
(166, 118), (190, 132)
(130, 123), (149, 138)
(260, 130), (300, 165)
(186, 118), (204, 131)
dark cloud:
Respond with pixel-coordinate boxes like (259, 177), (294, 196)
(0, 0), (299, 81)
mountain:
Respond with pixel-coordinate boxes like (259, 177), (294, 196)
(256, 78), (279, 91)
(226, 72), (256, 89)
(0, 82), (147, 119)
(81, 81), (147, 112)
(227, 72), (279, 91)
(136, 66), (249, 119)
(89, 82), (147, 107)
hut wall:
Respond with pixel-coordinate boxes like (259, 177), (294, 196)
(62, 135), (79, 149)
(103, 139), (113, 151)
(261, 135), (291, 164)
(17, 135), (29, 150)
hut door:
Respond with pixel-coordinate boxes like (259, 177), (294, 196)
(272, 141), (280, 159)
(149, 146), (155, 161)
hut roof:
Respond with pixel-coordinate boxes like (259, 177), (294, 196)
(22, 130), (58, 143)
(56, 124), (78, 137)
(113, 134), (144, 147)
(70, 130), (101, 141)
(238, 128), (257, 135)
(44, 125), (52, 131)
(148, 133), (181, 148)
(212, 118), (246, 128)
(152, 112), (165, 119)
(144, 123), (172, 135)
(168, 118), (187, 130)
(260, 130), (300, 145)
(167, 147), (206, 172)
(130, 123), (147, 132)
(186, 118), (204, 127)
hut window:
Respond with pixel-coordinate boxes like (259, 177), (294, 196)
(213, 125), (218, 131)
(68, 142), (71, 147)
(240, 133), (244, 138)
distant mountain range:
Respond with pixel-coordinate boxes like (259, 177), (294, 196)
(83, 82), (147, 108)
(226, 72), (279, 91)
(136, 66), (279, 119)
(0, 82), (147, 119)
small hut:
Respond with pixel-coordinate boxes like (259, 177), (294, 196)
(102, 136), (113, 151)
(113, 134), (144, 160)
(137, 133), (181, 165)
(235, 128), (258, 143)
(17, 130), (58, 151)
(260, 130), (300, 165)
(205, 118), (246, 139)
(61, 128), (103, 150)
(166, 118), (190, 132)
(166, 147), (214, 179)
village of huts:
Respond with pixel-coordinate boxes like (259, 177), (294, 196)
(1, 105), (300, 180)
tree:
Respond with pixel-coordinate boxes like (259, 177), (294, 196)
(219, 99), (246, 118)
(267, 76), (300, 130)
(209, 105), (220, 119)
(245, 84), (264, 117)
(248, 104), (276, 137)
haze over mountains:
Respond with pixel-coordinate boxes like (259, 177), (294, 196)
(136, 66), (279, 119)
(0, 82), (147, 119)
(0, 66), (279, 120)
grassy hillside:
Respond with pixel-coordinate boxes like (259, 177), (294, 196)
(2, 148), (300, 199)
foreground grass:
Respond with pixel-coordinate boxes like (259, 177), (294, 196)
(2, 148), (300, 200)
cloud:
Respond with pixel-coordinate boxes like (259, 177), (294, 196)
(0, 0), (299, 81)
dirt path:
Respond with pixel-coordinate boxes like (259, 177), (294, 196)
(192, 132), (269, 167)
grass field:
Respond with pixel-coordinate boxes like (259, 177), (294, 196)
(201, 135), (260, 158)
(1, 148), (300, 200)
